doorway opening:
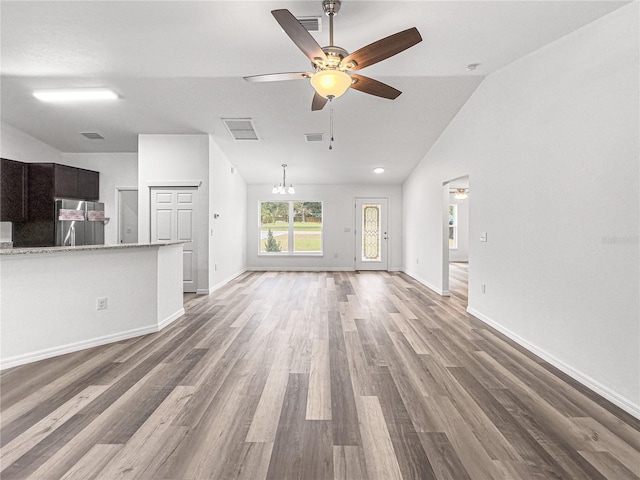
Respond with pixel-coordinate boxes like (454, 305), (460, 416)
(117, 187), (138, 244)
(443, 176), (469, 303)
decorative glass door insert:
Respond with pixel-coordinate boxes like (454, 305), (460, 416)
(355, 198), (388, 271)
(361, 204), (382, 262)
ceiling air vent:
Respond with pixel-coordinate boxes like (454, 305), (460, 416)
(222, 118), (259, 141)
(305, 133), (324, 142)
(296, 16), (322, 33)
(80, 132), (104, 140)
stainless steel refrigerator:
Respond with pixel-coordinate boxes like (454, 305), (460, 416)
(55, 199), (105, 246)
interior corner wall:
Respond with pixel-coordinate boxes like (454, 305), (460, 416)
(208, 137), (247, 292)
(61, 153), (138, 246)
(247, 184), (402, 271)
(403, 3), (639, 417)
(138, 134), (210, 292)
(1, 121), (62, 164)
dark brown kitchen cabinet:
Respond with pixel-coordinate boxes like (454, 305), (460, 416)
(0, 158), (28, 222)
(51, 164), (100, 200)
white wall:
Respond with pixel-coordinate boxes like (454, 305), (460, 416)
(138, 134), (210, 291)
(449, 193), (469, 262)
(61, 153), (138, 245)
(0, 244), (184, 369)
(1, 121), (62, 163)
(0, 123), (137, 246)
(247, 184), (402, 271)
(0, 122), (63, 243)
(403, 4), (639, 416)
(208, 137), (247, 292)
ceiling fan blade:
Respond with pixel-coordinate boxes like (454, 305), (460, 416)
(244, 72), (311, 82)
(272, 9), (327, 65)
(311, 92), (328, 111)
(341, 27), (422, 71)
(349, 74), (402, 99)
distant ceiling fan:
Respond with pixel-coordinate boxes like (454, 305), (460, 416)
(244, 0), (422, 111)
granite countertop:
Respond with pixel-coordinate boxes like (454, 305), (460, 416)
(0, 241), (186, 256)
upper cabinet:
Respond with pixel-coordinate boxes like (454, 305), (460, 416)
(0, 158), (28, 222)
(1, 160), (100, 223)
(51, 164), (100, 200)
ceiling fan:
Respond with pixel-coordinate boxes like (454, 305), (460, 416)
(244, 0), (422, 111)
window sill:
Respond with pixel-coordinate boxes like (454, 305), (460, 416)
(258, 253), (324, 257)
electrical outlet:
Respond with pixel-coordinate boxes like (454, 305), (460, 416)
(416, 258), (419, 264)
(96, 297), (108, 310)
(214, 264), (218, 271)
(334, 253), (338, 258)
(481, 284), (486, 294)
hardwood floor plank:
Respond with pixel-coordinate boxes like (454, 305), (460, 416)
(0, 385), (107, 469)
(419, 432), (472, 480)
(333, 445), (368, 480)
(579, 450), (640, 480)
(356, 395), (403, 480)
(92, 385), (195, 479)
(328, 311), (362, 446)
(58, 444), (123, 480)
(266, 373), (308, 480)
(373, 366), (437, 480)
(1, 266), (638, 480)
(306, 338), (332, 420)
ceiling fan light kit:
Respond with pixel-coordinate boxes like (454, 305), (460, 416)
(310, 70), (351, 99)
(244, 0), (422, 110)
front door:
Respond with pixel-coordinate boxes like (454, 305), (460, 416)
(355, 198), (388, 271)
(150, 187), (197, 293)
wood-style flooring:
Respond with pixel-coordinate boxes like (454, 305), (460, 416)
(2, 264), (639, 479)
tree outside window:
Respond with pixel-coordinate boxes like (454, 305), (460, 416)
(260, 201), (322, 254)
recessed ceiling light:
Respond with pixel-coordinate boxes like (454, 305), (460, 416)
(373, 167), (385, 174)
(33, 88), (119, 102)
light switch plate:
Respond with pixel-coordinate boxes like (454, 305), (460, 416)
(480, 232), (487, 242)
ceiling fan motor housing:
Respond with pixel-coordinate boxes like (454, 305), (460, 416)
(315, 46), (349, 70)
(322, 0), (341, 16)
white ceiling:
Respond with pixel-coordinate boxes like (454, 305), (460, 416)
(0, 1), (627, 185)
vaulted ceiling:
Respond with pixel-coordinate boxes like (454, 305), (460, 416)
(0, 1), (627, 184)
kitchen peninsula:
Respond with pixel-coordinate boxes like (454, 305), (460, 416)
(0, 242), (185, 369)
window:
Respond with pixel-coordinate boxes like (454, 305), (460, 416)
(449, 204), (457, 249)
(260, 201), (322, 254)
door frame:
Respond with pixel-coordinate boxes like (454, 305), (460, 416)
(149, 186), (199, 293)
(115, 186), (138, 244)
(354, 197), (389, 271)
(442, 174), (470, 297)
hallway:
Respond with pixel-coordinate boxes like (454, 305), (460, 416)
(1, 268), (639, 479)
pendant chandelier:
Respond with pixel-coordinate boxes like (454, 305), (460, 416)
(454, 188), (469, 200)
(272, 164), (295, 195)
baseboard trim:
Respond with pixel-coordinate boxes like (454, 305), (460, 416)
(200, 268), (249, 295)
(158, 308), (185, 330)
(1, 325), (158, 371)
(466, 306), (640, 420)
(247, 267), (356, 272)
(1, 307), (186, 371)
(402, 270), (451, 297)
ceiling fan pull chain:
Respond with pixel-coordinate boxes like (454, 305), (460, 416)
(329, 100), (334, 150)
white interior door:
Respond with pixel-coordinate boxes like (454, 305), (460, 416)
(355, 198), (388, 271)
(118, 189), (138, 244)
(150, 187), (197, 293)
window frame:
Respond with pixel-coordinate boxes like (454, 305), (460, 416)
(258, 200), (324, 256)
(449, 204), (458, 250)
